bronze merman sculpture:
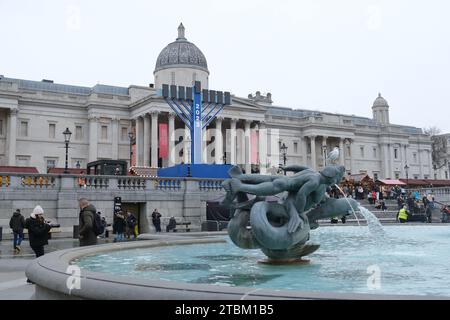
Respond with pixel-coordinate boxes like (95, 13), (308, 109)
(222, 165), (359, 262)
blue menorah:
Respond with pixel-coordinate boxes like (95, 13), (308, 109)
(161, 81), (231, 164)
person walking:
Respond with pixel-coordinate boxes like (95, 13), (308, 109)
(25, 206), (51, 258)
(152, 209), (162, 233)
(126, 212), (137, 240)
(113, 211), (126, 242)
(9, 209), (25, 253)
(78, 198), (98, 247)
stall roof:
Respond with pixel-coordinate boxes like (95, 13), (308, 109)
(345, 173), (373, 183)
(129, 166), (158, 177)
(0, 166), (39, 174)
(399, 179), (450, 187)
(47, 168), (86, 174)
(377, 179), (406, 186)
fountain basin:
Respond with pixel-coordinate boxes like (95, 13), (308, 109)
(26, 226), (450, 300)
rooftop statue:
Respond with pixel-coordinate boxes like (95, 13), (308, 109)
(222, 165), (359, 262)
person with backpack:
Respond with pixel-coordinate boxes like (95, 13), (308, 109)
(9, 209), (25, 253)
(78, 198), (98, 247)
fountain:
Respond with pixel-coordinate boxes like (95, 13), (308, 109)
(24, 163), (450, 299)
(221, 164), (361, 262)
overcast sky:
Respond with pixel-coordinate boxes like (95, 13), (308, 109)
(1, 0), (449, 133)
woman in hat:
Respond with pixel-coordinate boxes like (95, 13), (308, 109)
(24, 205), (51, 258)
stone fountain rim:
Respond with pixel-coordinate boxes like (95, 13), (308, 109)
(25, 236), (448, 300)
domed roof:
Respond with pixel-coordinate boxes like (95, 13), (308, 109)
(154, 23), (209, 74)
(373, 93), (389, 108)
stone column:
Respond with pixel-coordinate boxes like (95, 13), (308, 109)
(168, 113), (176, 167)
(143, 114), (150, 167)
(151, 111), (159, 168)
(258, 121), (267, 174)
(322, 136), (328, 167)
(111, 118), (119, 160)
(135, 117), (143, 166)
(88, 116), (98, 162)
(215, 117), (223, 164)
(230, 118), (237, 165)
(302, 136), (308, 166)
(428, 149), (433, 177)
(184, 125), (190, 164)
(7, 109), (17, 166)
(310, 136), (317, 170)
(388, 144), (393, 178)
(244, 120), (252, 174)
(417, 145), (423, 179)
(339, 138), (345, 166)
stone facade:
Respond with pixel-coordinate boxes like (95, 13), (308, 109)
(0, 24), (434, 179)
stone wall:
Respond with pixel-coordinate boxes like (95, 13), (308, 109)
(0, 174), (224, 235)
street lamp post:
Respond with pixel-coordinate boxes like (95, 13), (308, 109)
(404, 164), (410, 186)
(280, 143), (288, 175)
(62, 128), (72, 174)
(222, 154), (227, 165)
(128, 132), (134, 167)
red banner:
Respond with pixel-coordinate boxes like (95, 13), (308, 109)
(251, 130), (258, 164)
(159, 123), (168, 158)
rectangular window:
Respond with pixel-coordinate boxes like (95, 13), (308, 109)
(413, 153), (417, 163)
(75, 126), (83, 140)
(20, 121), (28, 137)
(46, 159), (56, 169)
(424, 176), (429, 180)
(0, 119), (3, 135)
(49, 123), (56, 139)
(294, 142), (298, 154)
(101, 125), (108, 140)
(373, 148), (377, 158)
(16, 156), (30, 166)
(373, 173), (379, 181)
(394, 149), (398, 159)
(121, 127), (128, 141)
(360, 146), (364, 158)
(395, 173), (400, 179)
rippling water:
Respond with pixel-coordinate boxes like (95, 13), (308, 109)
(74, 226), (450, 297)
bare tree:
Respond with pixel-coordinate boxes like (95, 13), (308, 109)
(431, 135), (448, 170)
(423, 126), (442, 137)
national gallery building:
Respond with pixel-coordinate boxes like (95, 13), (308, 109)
(0, 24), (434, 181)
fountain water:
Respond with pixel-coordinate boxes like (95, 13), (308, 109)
(334, 184), (361, 226)
(358, 206), (385, 236)
(334, 184), (385, 236)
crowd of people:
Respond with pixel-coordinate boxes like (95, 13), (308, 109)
(327, 183), (441, 224)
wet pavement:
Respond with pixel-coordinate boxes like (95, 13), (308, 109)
(0, 236), (117, 300)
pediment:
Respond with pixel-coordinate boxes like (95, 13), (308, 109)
(229, 96), (268, 112)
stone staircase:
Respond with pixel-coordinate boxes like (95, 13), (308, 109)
(318, 198), (442, 225)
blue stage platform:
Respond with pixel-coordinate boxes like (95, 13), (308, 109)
(157, 164), (232, 179)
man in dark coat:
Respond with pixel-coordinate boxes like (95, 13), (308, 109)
(9, 209), (25, 252)
(24, 205), (51, 258)
(152, 209), (162, 233)
(78, 198), (98, 247)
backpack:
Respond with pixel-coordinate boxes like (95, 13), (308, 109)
(93, 212), (105, 236)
